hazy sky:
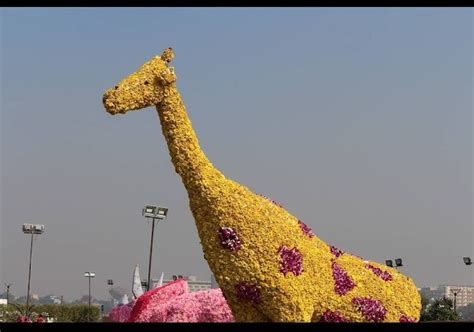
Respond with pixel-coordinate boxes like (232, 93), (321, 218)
(1, 8), (472, 302)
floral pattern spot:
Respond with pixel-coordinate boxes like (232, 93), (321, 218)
(235, 283), (261, 305)
(331, 261), (356, 295)
(218, 227), (241, 252)
(298, 220), (314, 238)
(365, 264), (393, 281)
(399, 314), (417, 323)
(278, 245), (304, 276)
(330, 245), (344, 258)
(319, 310), (349, 322)
(352, 297), (387, 322)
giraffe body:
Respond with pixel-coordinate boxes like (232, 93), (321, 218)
(102, 48), (421, 322)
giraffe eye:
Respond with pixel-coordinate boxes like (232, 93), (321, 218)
(144, 81), (149, 85)
(114, 86), (119, 90)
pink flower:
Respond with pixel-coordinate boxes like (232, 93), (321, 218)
(235, 283), (261, 305)
(365, 264), (393, 281)
(352, 297), (387, 322)
(150, 289), (234, 322)
(109, 299), (136, 322)
(218, 227), (242, 252)
(129, 279), (188, 322)
(331, 261), (356, 295)
(298, 220), (314, 238)
(128, 279), (234, 322)
(319, 310), (349, 322)
(278, 245), (304, 276)
(330, 245), (344, 258)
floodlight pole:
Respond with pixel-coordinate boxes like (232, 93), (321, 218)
(147, 217), (156, 292)
(25, 232), (34, 318)
(88, 276), (91, 322)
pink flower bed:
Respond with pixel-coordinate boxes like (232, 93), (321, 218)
(109, 279), (234, 323)
(109, 299), (136, 322)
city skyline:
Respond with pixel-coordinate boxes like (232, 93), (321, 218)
(1, 8), (472, 301)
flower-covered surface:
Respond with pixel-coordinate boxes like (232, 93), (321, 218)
(109, 299), (136, 322)
(330, 245), (345, 258)
(351, 297), (387, 322)
(365, 264), (393, 282)
(128, 279), (188, 322)
(278, 246), (304, 276)
(399, 314), (417, 323)
(218, 227), (242, 252)
(103, 48), (422, 322)
(298, 220), (314, 238)
(235, 283), (261, 305)
(319, 310), (349, 323)
(111, 280), (234, 323)
(331, 261), (356, 295)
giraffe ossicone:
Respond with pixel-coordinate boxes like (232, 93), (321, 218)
(102, 48), (422, 322)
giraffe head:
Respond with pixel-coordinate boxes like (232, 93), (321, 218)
(103, 48), (176, 115)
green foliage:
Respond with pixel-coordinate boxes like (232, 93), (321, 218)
(420, 296), (461, 321)
(0, 303), (100, 322)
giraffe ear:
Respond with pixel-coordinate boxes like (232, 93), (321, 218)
(161, 47), (174, 64)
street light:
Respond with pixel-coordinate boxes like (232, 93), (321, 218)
(450, 288), (461, 314)
(142, 205), (168, 291)
(4, 283), (12, 304)
(22, 223), (44, 318)
(84, 272), (96, 322)
(463, 257), (472, 266)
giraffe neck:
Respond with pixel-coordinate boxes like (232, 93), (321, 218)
(156, 86), (221, 192)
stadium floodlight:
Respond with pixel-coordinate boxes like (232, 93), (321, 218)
(142, 205), (169, 291)
(395, 258), (403, 267)
(22, 223), (45, 319)
(142, 205), (168, 220)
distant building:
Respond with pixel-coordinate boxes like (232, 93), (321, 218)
(0, 299), (7, 305)
(420, 285), (474, 308)
(162, 275), (211, 292)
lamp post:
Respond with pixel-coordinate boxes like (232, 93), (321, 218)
(4, 283), (12, 304)
(22, 224), (44, 319)
(84, 272), (95, 322)
(142, 205), (168, 291)
(450, 288), (461, 314)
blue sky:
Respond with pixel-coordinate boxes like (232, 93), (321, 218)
(1, 8), (472, 301)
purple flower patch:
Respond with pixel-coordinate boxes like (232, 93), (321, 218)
(399, 314), (417, 323)
(298, 220), (314, 238)
(365, 264), (393, 281)
(235, 283), (261, 305)
(331, 261), (356, 295)
(351, 297), (387, 322)
(330, 245), (344, 258)
(218, 227), (241, 252)
(278, 246), (304, 276)
(319, 310), (349, 323)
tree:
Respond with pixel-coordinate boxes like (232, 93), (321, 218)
(458, 303), (474, 321)
(420, 296), (461, 321)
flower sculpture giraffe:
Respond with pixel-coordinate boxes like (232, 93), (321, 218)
(102, 48), (421, 322)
